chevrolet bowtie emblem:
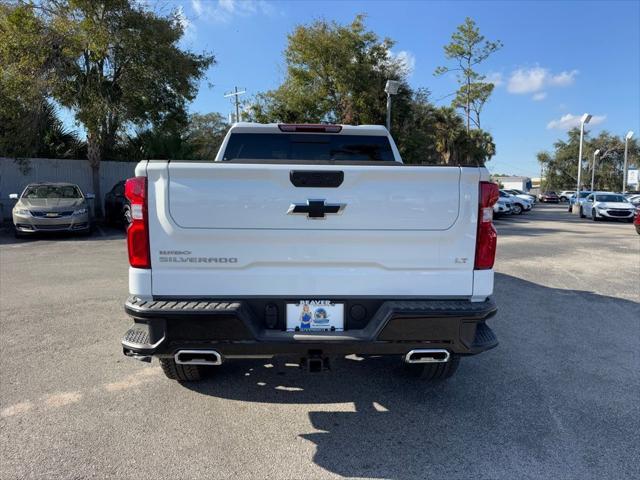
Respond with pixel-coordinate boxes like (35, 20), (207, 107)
(287, 199), (346, 219)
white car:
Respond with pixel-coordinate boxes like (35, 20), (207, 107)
(505, 189), (536, 204)
(499, 190), (531, 215)
(580, 192), (635, 221)
(625, 194), (640, 207)
(120, 122), (500, 383)
(493, 198), (512, 216)
(567, 191), (593, 212)
(559, 190), (576, 202)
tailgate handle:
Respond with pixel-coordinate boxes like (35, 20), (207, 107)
(290, 170), (344, 188)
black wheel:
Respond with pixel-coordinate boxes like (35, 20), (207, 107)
(403, 356), (460, 380)
(580, 207), (586, 218)
(512, 204), (523, 215)
(14, 229), (24, 239)
(159, 357), (204, 382)
(122, 205), (132, 227)
(592, 209), (599, 221)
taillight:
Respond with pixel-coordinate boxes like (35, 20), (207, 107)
(278, 124), (342, 133)
(475, 181), (499, 270)
(125, 177), (150, 269)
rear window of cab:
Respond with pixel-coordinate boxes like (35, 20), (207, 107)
(222, 133), (396, 162)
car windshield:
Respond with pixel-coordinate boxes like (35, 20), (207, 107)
(23, 185), (82, 199)
(579, 192), (591, 198)
(222, 133), (396, 162)
(596, 194), (628, 203)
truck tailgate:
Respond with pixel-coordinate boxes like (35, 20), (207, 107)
(167, 163), (460, 230)
(146, 162), (480, 297)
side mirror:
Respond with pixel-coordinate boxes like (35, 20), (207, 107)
(85, 193), (95, 200)
(9, 193), (18, 199)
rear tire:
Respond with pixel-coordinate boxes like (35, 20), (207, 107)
(403, 355), (460, 380)
(159, 357), (204, 382)
(122, 205), (132, 228)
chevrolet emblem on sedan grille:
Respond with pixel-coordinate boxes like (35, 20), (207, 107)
(287, 199), (346, 219)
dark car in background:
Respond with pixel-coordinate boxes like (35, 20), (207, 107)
(538, 191), (560, 203)
(104, 181), (130, 227)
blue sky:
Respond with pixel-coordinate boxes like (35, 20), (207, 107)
(80, 0), (640, 176)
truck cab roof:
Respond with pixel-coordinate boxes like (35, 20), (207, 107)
(229, 122), (390, 136)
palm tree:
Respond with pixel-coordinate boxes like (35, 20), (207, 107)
(433, 107), (464, 164)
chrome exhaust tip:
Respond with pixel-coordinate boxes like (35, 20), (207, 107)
(404, 349), (450, 364)
(174, 350), (222, 366)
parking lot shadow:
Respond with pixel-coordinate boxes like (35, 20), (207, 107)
(183, 274), (639, 479)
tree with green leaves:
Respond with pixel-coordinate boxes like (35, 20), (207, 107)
(435, 17), (502, 132)
(0, 1), (213, 215)
(249, 15), (497, 166)
(0, 86), (85, 160)
(249, 14), (411, 127)
(185, 113), (229, 160)
(537, 129), (638, 191)
(115, 112), (229, 162)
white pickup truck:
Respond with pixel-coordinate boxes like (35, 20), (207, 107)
(121, 123), (499, 382)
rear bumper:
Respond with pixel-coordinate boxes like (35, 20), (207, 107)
(121, 296), (498, 359)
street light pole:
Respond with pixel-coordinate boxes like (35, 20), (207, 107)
(386, 93), (392, 131)
(590, 149), (600, 192)
(384, 80), (400, 132)
(622, 131), (634, 193)
(574, 113), (592, 214)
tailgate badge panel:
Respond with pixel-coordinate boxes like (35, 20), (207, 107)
(287, 199), (346, 219)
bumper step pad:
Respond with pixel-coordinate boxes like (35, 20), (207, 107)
(472, 322), (498, 350)
(123, 327), (150, 346)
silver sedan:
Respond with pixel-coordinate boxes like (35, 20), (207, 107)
(11, 183), (93, 237)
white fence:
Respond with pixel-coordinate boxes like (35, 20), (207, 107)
(0, 157), (137, 219)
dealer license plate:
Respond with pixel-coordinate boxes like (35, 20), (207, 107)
(286, 300), (344, 332)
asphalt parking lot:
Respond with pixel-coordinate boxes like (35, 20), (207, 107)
(1, 204), (638, 480)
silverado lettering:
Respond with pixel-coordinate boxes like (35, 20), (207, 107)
(158, 256), (238, 263)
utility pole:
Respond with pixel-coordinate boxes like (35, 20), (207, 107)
(224, 87), (246, 123)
